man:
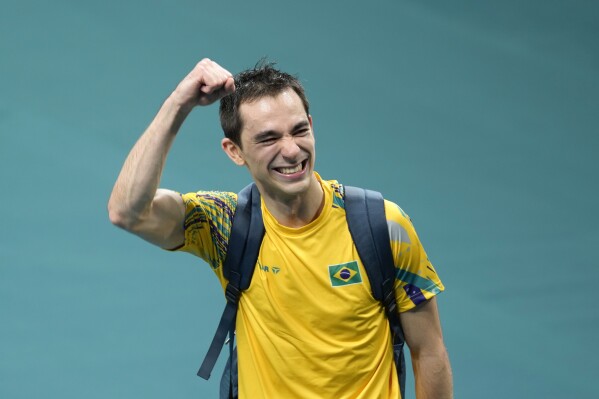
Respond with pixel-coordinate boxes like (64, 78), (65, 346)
(108, 58), (453, 398)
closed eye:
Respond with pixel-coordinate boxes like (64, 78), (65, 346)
(293, 128), (310, 136)
(292, 120), (311, 136)
(254, 131), (279, 144)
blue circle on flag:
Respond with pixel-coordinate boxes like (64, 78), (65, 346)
(340, 268), (351, 280)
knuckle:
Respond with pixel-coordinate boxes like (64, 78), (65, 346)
(196, 58), (211, 69)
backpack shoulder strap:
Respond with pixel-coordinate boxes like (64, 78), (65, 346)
(344, 186), (406, 396)
(197, 183), (264, 380)
(223, 183), (264, 290)
(343, 186), (395, 302)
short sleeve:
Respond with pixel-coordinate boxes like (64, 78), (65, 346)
(385, 200), (444, 312)
(172, 191), (237, 276)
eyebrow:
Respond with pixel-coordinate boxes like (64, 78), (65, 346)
(253, 120), (310, 143)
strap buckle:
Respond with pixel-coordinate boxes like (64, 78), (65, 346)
(382, 279), (397, 314)
(225, 284), (240, 304)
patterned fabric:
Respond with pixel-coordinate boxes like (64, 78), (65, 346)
(175, 173), (444, 398)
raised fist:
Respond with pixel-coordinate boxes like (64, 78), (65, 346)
(173, 58), (235, 109)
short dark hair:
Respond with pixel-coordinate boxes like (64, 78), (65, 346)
(219, 60), (310, 147)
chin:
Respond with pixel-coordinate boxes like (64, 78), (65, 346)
(265, 176), (309, 198)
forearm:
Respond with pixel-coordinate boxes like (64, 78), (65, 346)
(108, 94), (190, 228)
(108, 58), (234, 244)
(412, 347), (453, 399)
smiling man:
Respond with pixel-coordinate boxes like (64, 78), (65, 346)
(108, 58), (453, 399)
(221, 88), (321, 226)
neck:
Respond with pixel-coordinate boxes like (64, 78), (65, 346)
(261, 176), (324, 228)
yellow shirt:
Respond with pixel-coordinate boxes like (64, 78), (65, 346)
(177, 173), (444, 398)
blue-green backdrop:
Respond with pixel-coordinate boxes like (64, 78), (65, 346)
(1, 1), (598, 397)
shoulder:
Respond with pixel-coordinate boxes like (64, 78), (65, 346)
(383, 199), (411, 225)
(383, 198), (420, 244)
(319, 178), (413, 231)
(176, 190), (239, 267)
(180, 190), (238, 228)
(181, 190), (238, 211)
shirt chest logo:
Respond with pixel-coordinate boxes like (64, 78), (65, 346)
(258, 261), (281, 275)
(328, 261), (363, 287)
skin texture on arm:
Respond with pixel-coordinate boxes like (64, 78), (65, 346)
(400, 297), (453, 399)
(107, 58), (235, 249)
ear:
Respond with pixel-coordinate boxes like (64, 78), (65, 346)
(221, 138), (246, 166)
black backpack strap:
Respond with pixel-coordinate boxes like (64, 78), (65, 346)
(344, 186), (406, 398)
(197, 183), (264, 380)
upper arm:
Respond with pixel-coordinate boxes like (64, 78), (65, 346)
(401, 297), (453, 397)
(400, 297), (446, 355)
(125, 188), (186, 250)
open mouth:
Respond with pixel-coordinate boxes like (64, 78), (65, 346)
(273, 160), (307, 176)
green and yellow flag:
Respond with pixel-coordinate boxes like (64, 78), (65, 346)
(329, 261), (363, 287)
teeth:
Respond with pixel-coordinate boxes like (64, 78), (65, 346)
(278, 164), (302, 174)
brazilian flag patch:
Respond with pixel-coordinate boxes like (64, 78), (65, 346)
(329, 261), (362, 287)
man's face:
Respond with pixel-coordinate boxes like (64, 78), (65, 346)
(234, 90), (316, 201)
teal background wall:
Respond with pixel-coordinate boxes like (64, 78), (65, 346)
(1, 1), (597, 397)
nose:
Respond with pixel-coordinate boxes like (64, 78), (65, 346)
(280, 136), (301, 159)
